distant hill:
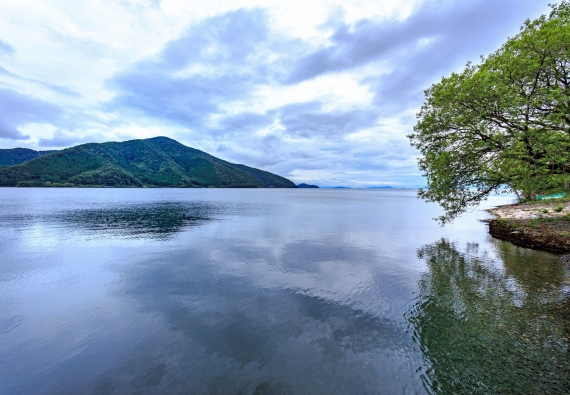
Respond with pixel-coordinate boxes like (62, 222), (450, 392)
(0, 148), (55, 166)
(297, 183), (319, 188)
(0, 137), (297, 188)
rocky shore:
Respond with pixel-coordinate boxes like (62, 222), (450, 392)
(487, 200), (570, 254)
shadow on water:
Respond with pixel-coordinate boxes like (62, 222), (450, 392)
(407, 239), (570, 395)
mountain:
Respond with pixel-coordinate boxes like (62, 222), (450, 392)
(0, 137), (297, 188)
(297, 183), (319, 188)
(0, 148), (56, 166)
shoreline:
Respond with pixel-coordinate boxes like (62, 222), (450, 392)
(486, 200), (570, 254)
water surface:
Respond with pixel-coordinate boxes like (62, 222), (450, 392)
(0, 188), (568, 394)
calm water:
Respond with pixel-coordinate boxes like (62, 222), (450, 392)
(0, 188), (568, 395)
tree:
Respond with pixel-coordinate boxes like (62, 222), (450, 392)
(408, 2), (570, 223)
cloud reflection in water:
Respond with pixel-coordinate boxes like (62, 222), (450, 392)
(91, 239), (421, 395)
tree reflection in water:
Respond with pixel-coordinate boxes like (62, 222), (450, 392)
(407, 239), (570, 394)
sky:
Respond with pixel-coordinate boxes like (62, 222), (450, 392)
(0, 0), (553, 187)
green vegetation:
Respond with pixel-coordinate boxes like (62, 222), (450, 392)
(408, 2), (570, 223)
(528, 213), (570, 225)
(0, 137), (297, 188)
(0, 148), (55, 166)
(555, 205), (564, 212)
(511, 214), (570, 242)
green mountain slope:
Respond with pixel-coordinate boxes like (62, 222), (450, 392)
(0, 148), (55, 166)
(0, 137), (297, 188)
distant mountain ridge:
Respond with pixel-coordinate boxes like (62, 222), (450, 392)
(0, 148), (56, 166)
(0, 137), (297, 188)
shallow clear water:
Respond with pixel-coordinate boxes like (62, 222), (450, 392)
(0, 188), (568, 395)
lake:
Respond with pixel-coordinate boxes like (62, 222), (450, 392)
(0, 188), (568, 394)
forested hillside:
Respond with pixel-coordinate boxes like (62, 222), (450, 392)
(0, 137), (296, 188)
(0, 148), (55, 166)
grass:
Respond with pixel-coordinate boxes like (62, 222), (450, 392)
(554, 205), (564, 213)
(523, 214), (570, 229)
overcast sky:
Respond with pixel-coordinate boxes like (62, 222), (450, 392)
(0, 0), (552, 186)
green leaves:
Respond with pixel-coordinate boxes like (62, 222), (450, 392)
(409, 2), (570, 223)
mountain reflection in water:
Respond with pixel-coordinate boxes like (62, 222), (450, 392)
(407, 239), (570, 394)
(55, 202), (218, 239)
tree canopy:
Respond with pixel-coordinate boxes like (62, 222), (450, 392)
(408, 2), (570, 223)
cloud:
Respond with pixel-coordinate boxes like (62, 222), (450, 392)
(0, 88), (62, 140)
(276, 101), (379, 138)
(289, 0), (545, 82)
(369, 0), (549, 111)
(0, 66), (81, 97)
(286, 0), (549, 113)
(216, 143), (229, 152)
(0, 120), (28, 140)
(38, 130), (91, 147)
(106, 8), (280, 130)
(214, 112), (274, 135)
(0, 39), (14, 56)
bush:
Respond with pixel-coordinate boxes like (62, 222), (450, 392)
(555, 205), (564, 213)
